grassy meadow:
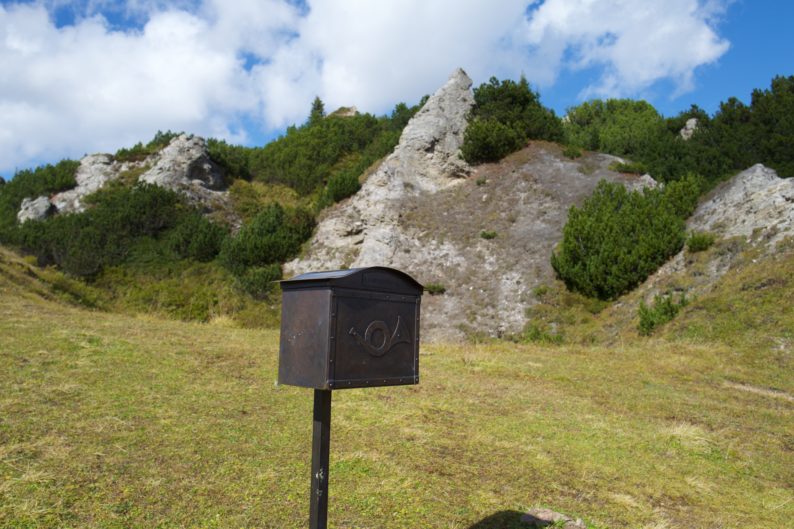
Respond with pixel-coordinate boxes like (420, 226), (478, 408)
(1, 250), (792, 529)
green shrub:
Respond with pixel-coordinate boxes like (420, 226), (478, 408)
(462, 119), (523, 163)
(18, 183), (185, 277)
(609, 161), (647, 174)
(521, 322), (563, 344)
(562, 145), (583, 159)
(638, 292), (688, 335)
(480, 230), (497, 240)
(219, 203), (314, 277)
(207, 139), (252, 181)
(551, 181), (687, 300)
(167, 212), (228, 262)
(326, 171), (361, 202)
(462, 76), (563, 164)
(238, 264), (282, 299)
(424, 283), (446, 295)
(687, 231), (716, 252)
(0, 159), (79, 242)
(115, 130), (180, 162)
(662, 172), (703, 218)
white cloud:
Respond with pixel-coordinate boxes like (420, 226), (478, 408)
(521, 0), (730, 98)
(0, 0), (730, 175)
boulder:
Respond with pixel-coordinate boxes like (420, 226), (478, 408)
(17, 196), (53, 223)
(51, 154), (121, 213)
(140, 134), (224, 192)
(688, 163), (794, 245)
(679, 117), (699, 140)
(520, 508), (586, 528)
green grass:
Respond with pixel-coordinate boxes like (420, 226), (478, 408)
(1, 252), (792, 528)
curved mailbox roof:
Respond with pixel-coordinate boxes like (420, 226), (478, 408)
(281, 266), (423, 293)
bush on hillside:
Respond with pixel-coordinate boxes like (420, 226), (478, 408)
(18, 183), (186, 277)
(219, 203), (314, 278)
(638, 292), (688, 336)
(114, 130), (180, 162)
(461, 119), (523, 163)
(208, 139), (252, 181)
(462, 76), (563, 164)
(564, 99), (666, 157)
(551, 180), (694, 300)
(0, 159), (80, 242)
(167, 212), (228, 262)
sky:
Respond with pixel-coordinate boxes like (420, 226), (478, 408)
(1, 0), (792, 178)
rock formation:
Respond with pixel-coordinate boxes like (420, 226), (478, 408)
(688, 163), (794, 245)
(636, 163), (794, 307)
(17, 196), (54, 223)
(17, 134), (235, 223)
(287, 68), (475, 276)
(51, 154), (129, 214)
(679, 117), (699, 140)
(288, 68), (657, 341)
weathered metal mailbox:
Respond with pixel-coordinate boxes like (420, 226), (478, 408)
(279, 266), (422, 389)
(278, 267), (423, 529)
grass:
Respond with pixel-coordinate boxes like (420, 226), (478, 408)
(1, 254), (792, 528)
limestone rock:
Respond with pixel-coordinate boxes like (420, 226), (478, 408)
(520, 508), (585, 528)
(51, 154), (124, 213)
(680, 117), (699, 140)
(688, 163), (794, 245)
(286, 67), (475, 278)
(17, 196), (53, 223)
(140, 134), (224, 191)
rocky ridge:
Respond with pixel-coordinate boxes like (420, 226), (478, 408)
(17, 134), (234, 223)
(638, 163), (794, 300)
(288, 69), (659, 341)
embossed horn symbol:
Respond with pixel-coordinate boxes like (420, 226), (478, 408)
(349, 316), (411, 357)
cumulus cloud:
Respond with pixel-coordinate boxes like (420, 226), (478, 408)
(521, 0), (730, 98)
(0, 0), (730, 175)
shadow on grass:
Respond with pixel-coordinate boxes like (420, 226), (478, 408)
(467, 510), (527, 529)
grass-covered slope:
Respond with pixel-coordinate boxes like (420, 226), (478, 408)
(1, 261), (791, 529)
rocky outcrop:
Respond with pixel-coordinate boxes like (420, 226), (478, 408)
(17, 196), (53, 223)
(139, 134), (226, 208)
(287, 68), (475, 277)
(288, 69), (657, 341)
(633, 163), (794, 311)
(18, 134), (235, 223)
(680, 117), (699, 140)
(51, 154), (131, 214)
(689, 163), (794, 245)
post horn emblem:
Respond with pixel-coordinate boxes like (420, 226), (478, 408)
(349, 316), (411, 357)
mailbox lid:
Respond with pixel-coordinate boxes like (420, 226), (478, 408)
(281, 267), (423, 295)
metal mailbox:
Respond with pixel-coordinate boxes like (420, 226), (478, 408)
(278, 266), (423, 390)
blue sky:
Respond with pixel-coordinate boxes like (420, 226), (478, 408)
(1, 0), (792, 179)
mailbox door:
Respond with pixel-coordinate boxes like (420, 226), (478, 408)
(278, 288), (332, 389)
(331, 290), (419, 388)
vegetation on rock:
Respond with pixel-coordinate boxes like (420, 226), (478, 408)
(462, 76), (562, 163)
(551, 174), (701, 300)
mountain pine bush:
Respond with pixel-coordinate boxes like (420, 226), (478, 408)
(462, 76), (562, 164)
(551, 180), (691, 300)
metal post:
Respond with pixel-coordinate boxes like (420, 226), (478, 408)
(309, 389), (332, 529)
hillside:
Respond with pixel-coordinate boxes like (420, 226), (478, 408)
(1, 253), (791, 529)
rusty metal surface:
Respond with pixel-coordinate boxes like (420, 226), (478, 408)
(278, 288), (332, 389)
(278, 267), (422, 390)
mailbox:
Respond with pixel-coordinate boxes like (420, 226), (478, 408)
(278, 267), (423, 390)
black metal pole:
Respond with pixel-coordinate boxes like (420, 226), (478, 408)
(309, 389), (332, 529)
